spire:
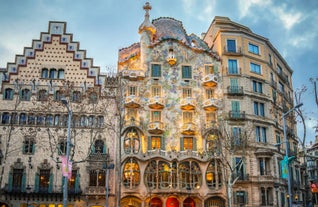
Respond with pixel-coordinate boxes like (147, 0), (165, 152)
(138, 2), (156, 35)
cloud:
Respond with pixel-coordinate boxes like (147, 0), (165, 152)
(237, 0), (272, 19)
(273, 5), (303, 30)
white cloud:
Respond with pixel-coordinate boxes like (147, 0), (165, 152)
(237, 0), (272, 19)
(273, 5), (303, 30)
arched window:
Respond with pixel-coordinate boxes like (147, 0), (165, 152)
(89, 92), (98, 104)
(49, 68), (57, 79)
(145, 160), (157, 190)
(89, 170), (105, 187)
(71, 91), (81, 102)
(60, 115), (68, 127)
(11, 113), (18, 125)
(91, 139), (106, 154)
(54, 115), (60, 126)
(57, 69), (65, 79)
(80, 115), (87, 127)
(123, 158), (140, 189)
(206, 130), (221, 155)
(20, 89), (31, 101)
(19, 113), (27, 125)
(179, 161), (202, 189)
(23, 138), (35, 154)
(88, 115), (96, 127)
(71, 115), (79, 127)
(41, 68), (48, 78)
(124, 128), (140, 154)
(158, 161), (171, 189)
(4, 88), (14, 100)
(206, 159), (222, 189)
(2, 112), (10, 124)
(54, 90), (62, 101)
(36, 114), (45, 126)
(38, 89), (48, 101)
(45, 114), (53, 126)
(97, 116), (104, 128)
(28, 113), (35, 125)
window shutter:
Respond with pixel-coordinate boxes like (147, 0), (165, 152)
(34, 173), (40, 193)
(180, 137), (184, 151)
(75, 173), (80, 193)
(32, 142), (35, 154)
(160, 136), (165, 150)
(148, 136), (151, 150)
(91, 144), (96, 154)
(193, 138), (197, 151)
(8, 171), (13, 192)
(21, 172), (26, 192)
(22, 141), (26, 154)
(103, 144), (107, 154)
(10, 90), (14, 100)
(19, 90), (22, 100)
(48, 172), (53, 193)
(244, 191), (248, 204)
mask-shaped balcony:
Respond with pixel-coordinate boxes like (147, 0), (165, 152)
(203, 98), (219, 111)
(180, 97), (196, 110)
(148, 96), (165, 109)
(124, 95), (140, 108)
(148, 121), (164, 134)
(181, 122), (197, 135)
(202, 74), (218, 87)
(121, 70), (145, 81)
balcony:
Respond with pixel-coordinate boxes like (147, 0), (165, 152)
(223, 46), (243, 56)
(148, 96), (165, 109)
(148, 121), (164, 134)
(121, 69), (145, 81)
(203, 98), (219, 111)
(227, 86), (244, 96)
(180, 97), (196, 110)
(228, 111), (246, 120)
(277, 70), (288, 83)
(124, 95), (140, 108)
(181, 122), (197, 135)
(202, 74), (218, 87)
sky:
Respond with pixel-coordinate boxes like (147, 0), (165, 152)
(0, 0), (317, 144)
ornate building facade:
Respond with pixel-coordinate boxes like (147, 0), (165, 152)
(0, 2), (301, 207)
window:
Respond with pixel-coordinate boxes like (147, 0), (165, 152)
(11, 113), (18, 124)
(206, 130), (220, 154)
(206, 160), (222, 189)
(150, 136), (161, 150)
(2, 112), (10, 124)
(20, 89), (31, 101)
(89, 170), (105, 187)
(97, 116), (104, 128)
(234, 191), (248, 205)
(54, 115), (60, 126)
(205, 88), (214, 99)
(123, 158), (140, 188)
(91, 139), (106, 154)
(278, 81), (284, 93)
(124, 128), (140, 154)
(261, 187), (273, 205)
(54, 90), (62, 101)
(229, 78), (239, 93)
(248, 43), (259, 54)
(179, 161), (201, 189)
(57, 69), (65, 79)
(80, 115), (87, 127)
(206, 112), (216, 124)
(89, 92), (98, 103)
(254, 101), (265, 117)
(182, 137), (194, 150)
(269, 54), (272, 65)
(68, 170), (80, 193)
(19, 113), (27, 125)
(45, 114), (53, 126)
(252, 80), (263, 93)
(151, 86), (161, 97)
(205, 65), (214, 75)
(228, 59), (238, 74)
(11, 169), (24, 192)
(37, 169), (51, 193)
(49, 68), (57, 79)
(277, 64), (282, 74)
(259, 158), (270, 176)
(151, 111), (161, 122)
(145, 160), (158, 190)
(234, 157), (245, 180)
(227, 39), (236, 52)
(232, 127), (242, 145)
(128, 86), (137, 96)
(41, 68), (48, 78)
(183, 111), (193, 123)
(182, 65), (192, 79)
(151, 64), (161, 78)
(58, 140), (67, 155)
(256, 126), (267, 143)
(250, 62), (261, 74)
(38, 89), (48, 101)
(231, 101), (241, 118)
(4, 88), (14, 100)
(36, 114), (45, 125)
(182, 88), (192, 98)
(23, 138), (35, 154)
(71, 91), (81, 102)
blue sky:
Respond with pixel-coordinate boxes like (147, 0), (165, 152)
(0, 0), (317, 144)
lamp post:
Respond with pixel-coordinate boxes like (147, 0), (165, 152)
(283, 103), (303, 207)
(103, 158), (114, 207)
(26, 185), (31, 207)
(61, 98), (72, 207)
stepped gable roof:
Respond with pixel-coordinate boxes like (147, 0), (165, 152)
(152, 17), (210, 51)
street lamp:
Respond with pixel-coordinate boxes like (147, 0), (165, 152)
(61, 98), (72, 207)
(283, 103), (303, 207)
